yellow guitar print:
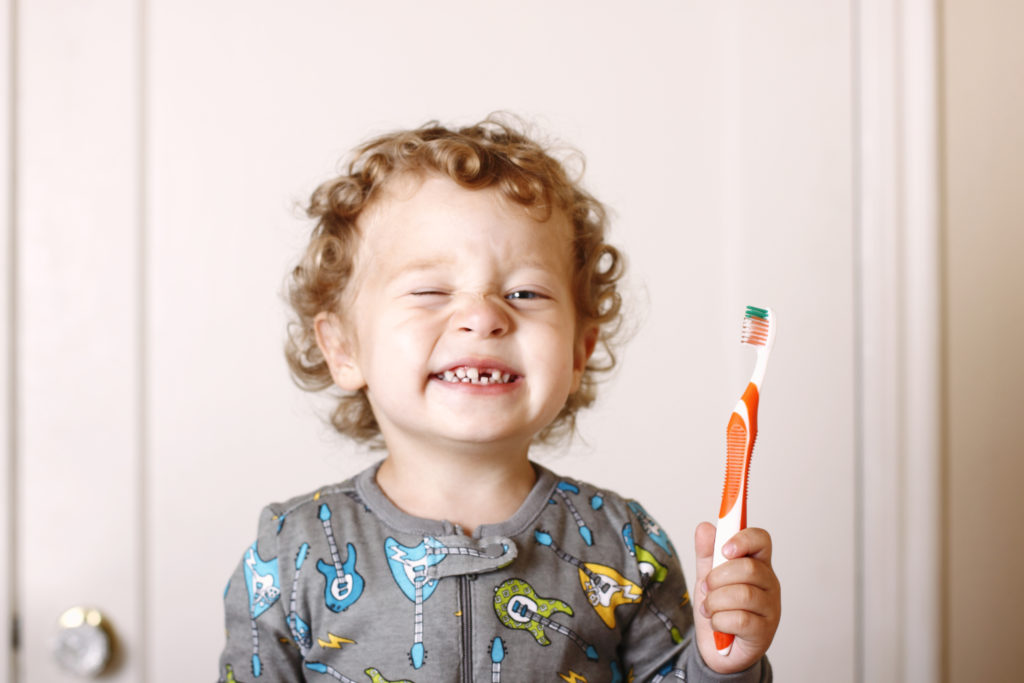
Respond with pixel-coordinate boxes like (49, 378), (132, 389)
(534, 530), (642, 629)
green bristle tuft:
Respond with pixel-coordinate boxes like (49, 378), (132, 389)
(745, 305), (769, 320)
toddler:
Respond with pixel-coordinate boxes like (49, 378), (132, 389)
(219, 116), (779, 682)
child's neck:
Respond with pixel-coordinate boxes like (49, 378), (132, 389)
(374, 446), (537, 535)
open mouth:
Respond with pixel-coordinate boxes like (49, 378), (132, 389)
(434, 366), (519, 386)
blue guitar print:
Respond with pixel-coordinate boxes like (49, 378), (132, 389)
(552, 481), (594, 546)
(316, 503), (365, 613)
(627, 501), (675, 557)
(490, 637), (506, 681)
(384, 535), (511, 669)
(287, 543), (313, 654)
(384, 536), (449, 669)
(243, 542), (280, 677)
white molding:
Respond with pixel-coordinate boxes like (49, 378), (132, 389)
(856, 0), (942, 681)
(1, 0), (14, 677)
(898, 0), (942, 679)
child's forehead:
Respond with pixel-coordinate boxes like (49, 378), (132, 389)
(350, 174), (575, 281)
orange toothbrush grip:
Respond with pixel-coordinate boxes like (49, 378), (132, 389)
(717, 383), (759, 521)
(719, 413), (747, 518)
(741, 381), (759, 438)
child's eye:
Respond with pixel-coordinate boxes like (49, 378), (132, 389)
(506, 290), (545, 301)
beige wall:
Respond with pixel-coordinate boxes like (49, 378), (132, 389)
(942, 0), (1024, 680)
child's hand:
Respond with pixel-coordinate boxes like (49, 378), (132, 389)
(692, 522), (781, 674)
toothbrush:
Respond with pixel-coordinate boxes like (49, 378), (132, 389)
(711, 305), (776, 656)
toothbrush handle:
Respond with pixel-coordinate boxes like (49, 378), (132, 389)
(711, 382), (759, 656)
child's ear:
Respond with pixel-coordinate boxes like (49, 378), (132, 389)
(314, 312), (366, 391)
(571, 324), (600, 393)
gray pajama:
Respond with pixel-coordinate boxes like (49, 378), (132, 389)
(219, 462), (771, 682)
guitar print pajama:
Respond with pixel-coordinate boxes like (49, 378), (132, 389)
(218, 463), (771, 683)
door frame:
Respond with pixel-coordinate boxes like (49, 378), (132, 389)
(2, 0), (16, 678)
(855, 0), (942, 681)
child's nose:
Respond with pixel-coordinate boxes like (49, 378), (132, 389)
(451, 294), (511, 337)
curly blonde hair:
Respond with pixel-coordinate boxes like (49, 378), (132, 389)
(285, 115), (624, 445)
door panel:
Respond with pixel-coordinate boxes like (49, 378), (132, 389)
(15, 1), (143, 681)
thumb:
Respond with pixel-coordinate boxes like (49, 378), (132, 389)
(692, 522), (718, 647)
(694, 521), (716, 587)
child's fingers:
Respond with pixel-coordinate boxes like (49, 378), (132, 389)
(693, 523), (781, 674)
(719, 526), (773, 563)
(706, 556), (778, 592)
(704, 607), (771, 643)
(702, 582), (778, 621)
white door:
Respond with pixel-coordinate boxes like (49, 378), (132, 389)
(5, 2), (864, 681)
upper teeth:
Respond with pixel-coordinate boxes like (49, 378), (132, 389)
(439, 367), (513, 385)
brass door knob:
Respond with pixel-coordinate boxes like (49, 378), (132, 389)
(54, 607), (113, 677)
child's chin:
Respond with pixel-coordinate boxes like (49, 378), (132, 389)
(440, 425), (523, 445)
(428, 418), (534, 448)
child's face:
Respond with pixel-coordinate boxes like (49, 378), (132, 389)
(316, 173), (594, 456)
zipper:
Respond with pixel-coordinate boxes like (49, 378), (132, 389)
(460, 574), (476, 683)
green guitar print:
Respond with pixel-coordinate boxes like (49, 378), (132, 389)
(492, 578), (598, 661)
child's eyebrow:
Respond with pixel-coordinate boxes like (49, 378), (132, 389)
(393, 258), (453, 276)
(382, 259), (452, 288)
(395, 255), (559, 274)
